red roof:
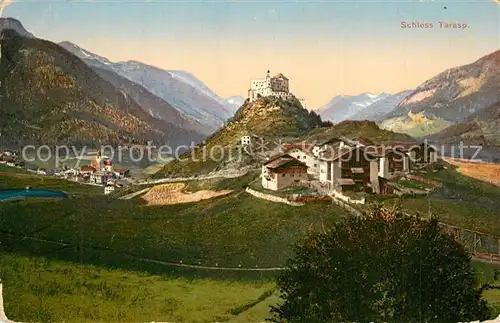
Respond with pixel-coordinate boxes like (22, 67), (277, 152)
(104, 160), (112, 166)
(114, 168), (128, 174)
(81, 165), (96, 172)
(274, 73), (288, 80)
(336, 178), (356, 186)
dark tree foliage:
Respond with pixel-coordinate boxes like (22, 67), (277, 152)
(270, 205), (491, 323)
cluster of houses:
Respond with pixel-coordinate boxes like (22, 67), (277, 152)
(0, 150), (25, 168)
(1, 149), (130, 195)
(75, 152), (130, 194)
(259, 137), (438, 195)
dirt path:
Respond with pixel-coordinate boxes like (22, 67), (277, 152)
(118, 187), (151, 200)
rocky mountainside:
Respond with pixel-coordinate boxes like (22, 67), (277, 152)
(380, 50), (500, 137)
(155, 96), (322, 177)
(92, 66), (211, 136)
(432, 101), (500, 148)
(318, 92), (390, 123)
(0, 29), (203, 148)
(350, 90), (413, 121)
(167, 70), (239, 114)
(58, 41), (236, 132)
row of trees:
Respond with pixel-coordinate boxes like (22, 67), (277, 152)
(269, 205), (499, 322)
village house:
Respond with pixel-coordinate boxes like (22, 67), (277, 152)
(317, 144), (378, 193)
(261, 154), (308, 191)
(385, 141), (438, 166)
(363, 146), (410, 180)
(282, 144), (319, 177)
(113, 168), (130, 179)
(104, 184), (115, 195)
(80, 165), (96, 175)
(89, 172), (111, 185)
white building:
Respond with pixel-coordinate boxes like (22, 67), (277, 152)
(241, 136), (252, 146)
(104, 185), (115, 195)
(248, 70), (295, 102)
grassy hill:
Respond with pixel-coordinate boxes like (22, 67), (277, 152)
(154, 103), (413, 178)
(154, 96), (322, 178)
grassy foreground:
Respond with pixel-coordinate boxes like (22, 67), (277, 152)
(1, 254), (498, 322)
(0, 253), (278, 323)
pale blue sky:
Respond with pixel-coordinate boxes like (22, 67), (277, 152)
(3, 0), (499, 107)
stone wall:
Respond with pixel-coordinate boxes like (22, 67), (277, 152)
(245, 188), (304, 206)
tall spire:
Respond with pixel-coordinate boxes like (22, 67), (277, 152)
(266, 69), (270, 80)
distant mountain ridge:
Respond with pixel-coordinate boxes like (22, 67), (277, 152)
(380, 50), (500, 137)
(432, 101), (500, 148)
(0, 27), (203, 148)
(58, 41), (241, 132)
(318, 92), (390, 123)
(350, 90), (413, 121)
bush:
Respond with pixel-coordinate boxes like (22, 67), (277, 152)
(269, 205), (491, 323)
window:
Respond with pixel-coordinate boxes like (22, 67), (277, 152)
(282, 174), (285, 177)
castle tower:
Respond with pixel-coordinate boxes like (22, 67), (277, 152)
(266, 70), (270, 80)
(91, 151), (101, 171)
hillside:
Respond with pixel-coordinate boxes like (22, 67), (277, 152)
(0, 30), (203, 148)
(432, 101), (500, 148)
(92, 67), (211, 136)
(154, 96), (322, 177)
(380, 50), (500, 136)
(58, 41), (235, 133)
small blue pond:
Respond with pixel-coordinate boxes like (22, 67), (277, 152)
(0, 188), (68, 201)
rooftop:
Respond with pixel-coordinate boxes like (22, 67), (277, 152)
(264, 153), (307, 169)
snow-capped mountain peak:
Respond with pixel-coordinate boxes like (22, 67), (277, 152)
(318, 92), (392, 123)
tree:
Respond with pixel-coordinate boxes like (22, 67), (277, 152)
(269, 205), (491, 323)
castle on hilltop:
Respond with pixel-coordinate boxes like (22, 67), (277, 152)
(248, 70), (306, 108)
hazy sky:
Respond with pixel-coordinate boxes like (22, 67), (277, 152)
(4, 0), (500, 108)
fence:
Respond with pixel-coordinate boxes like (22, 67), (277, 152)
(439, 223), (500, 260)
(406, 174), (442, 188)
